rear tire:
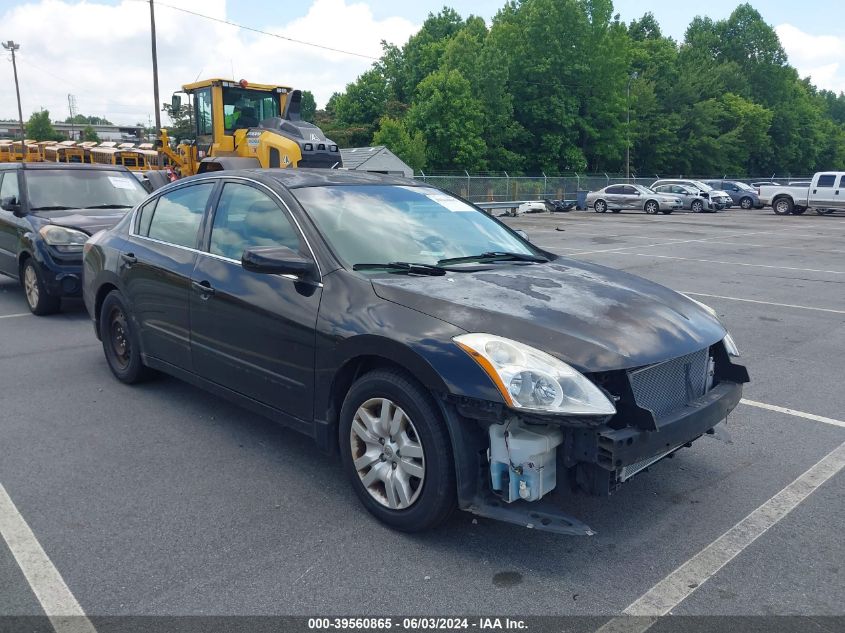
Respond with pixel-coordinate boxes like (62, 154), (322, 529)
(99, 290), (154, 384)
(773, 197), (793, 215)
(339, 369), (456, 532)
(21, 259), (60, 316)
(594, 200), (607, 213)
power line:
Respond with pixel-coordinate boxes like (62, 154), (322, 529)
(131, 0), (378, 61)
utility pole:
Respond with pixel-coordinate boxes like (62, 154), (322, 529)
(68, 94), (78, 140)
(3, 41), (26, 157)
(626, 71), (638, 182)
(148, 0), (161, 133)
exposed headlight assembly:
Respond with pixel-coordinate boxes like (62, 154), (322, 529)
(454, 333), (616, 416)
(39, 225), (89, 252)
(683, 295), (741, 357)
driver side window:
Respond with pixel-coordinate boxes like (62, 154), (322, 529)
(0, 172), (20, 201)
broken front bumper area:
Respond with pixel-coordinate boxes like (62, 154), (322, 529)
(441, 379), (744, 536)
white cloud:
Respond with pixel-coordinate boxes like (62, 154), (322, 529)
(776, 23), (845, 94)
(0, 0), (417, 125)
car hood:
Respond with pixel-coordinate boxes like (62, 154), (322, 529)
(33, 208), (129, 235)
(371, 258), (726, 373)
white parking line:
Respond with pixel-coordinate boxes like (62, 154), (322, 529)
(568, 230), (774, 256)
(683, 292), (845, 315)
(610, 253), (845, 275)
(0, 483), (96, 633)
(595, 440), (845, 633)
(0, 312), (30, 319)
(741, 399), (845, 429)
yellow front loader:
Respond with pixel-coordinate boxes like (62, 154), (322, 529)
(158, 78), (342, 176)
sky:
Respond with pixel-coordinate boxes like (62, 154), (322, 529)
(0, 0), (842, 126)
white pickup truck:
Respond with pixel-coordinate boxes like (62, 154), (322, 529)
(758, 172), (845, 215)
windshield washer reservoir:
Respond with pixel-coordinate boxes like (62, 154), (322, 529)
(489, 422), (563, 503)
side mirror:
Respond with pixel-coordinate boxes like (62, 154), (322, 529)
(514, 229), (530, 242)
(171, 94), (182, 111)
(242, 246), (316, 278)
(1, 195), (22, 215)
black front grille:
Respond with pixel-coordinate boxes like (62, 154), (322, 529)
(628, 348), (711, 419)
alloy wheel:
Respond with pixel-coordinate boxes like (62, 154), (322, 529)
(350, 397), (425, 510)
(23, 265), (39, 309)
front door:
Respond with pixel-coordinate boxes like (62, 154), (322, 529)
(190, 180), (321, 424)
(0, 171), (23, 276)
(121, 181), (217, 371)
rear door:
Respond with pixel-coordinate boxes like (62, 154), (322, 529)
(0, 170), (23, 276)
(122, 181), (217, 371)
(189, 179), (322, 424)
(810, 173), (837, 209)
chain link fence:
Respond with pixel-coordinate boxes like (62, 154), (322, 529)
(415, 172), (814, 204)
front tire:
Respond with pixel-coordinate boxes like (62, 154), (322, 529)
(339, 369), (456, 532)
(691, 200), (704, 213)
(644, 200), (659, 214)
(740, 197), (753, 210)
(99, 290), (153, 384)
(21, 259), (60, 316)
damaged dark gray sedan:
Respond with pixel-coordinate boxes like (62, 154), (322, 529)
(82, 169), (749, 535)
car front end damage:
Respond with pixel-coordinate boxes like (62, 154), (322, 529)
(439, 339), (749, 536)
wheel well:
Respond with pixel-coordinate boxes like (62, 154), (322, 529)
(594, 199), (605, 207)
(94, 283), (119, 333)
(325, 355), (424, 451)
(773, 195), (792, 205)
(645, 198), (658, 208)
(17, 251), (30, 276)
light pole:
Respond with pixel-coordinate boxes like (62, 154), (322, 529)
(3, 41), (26, 158)
(626, 71), (638, 182)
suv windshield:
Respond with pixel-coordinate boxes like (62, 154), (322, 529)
(26, 169), (147, 212)
(292, 185), (539, 268)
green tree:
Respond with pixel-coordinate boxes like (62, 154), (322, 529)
(65, 114), (112, 126)
(333, 68), (392, 146)
(161, 101), (195, 143)
(300, 90), (317, 122)
(406, 69), (486, 170)
(372, 116), (427, 172)
(25, 110), (62, 141)
(81, 125), (100, 143)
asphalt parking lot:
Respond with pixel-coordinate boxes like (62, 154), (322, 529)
(1, 208), (843, 623)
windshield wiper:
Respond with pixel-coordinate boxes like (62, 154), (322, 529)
(438, 251), (549, 265)
(30, 205), (73, 211)
(352, 261), (447, 276)
(83, 204), (132, 209)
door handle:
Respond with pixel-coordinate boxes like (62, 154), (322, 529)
(192, 280), (215, 297)
(120, 252), (137, 265)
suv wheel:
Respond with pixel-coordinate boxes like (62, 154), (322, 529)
(21, 259), (60, 316)
(339, 369), (456, 532)
(773, 197), (793, 215)
(99, 290), (154, 383)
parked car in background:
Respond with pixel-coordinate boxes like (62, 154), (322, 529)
(0, 163), (147, 314)
(751, 181), (780, 192)
(82, 169), (748, 535)
(586, 184), (682, 214)
(651, 179), (732, 211)
(758, 172), (845, 215)
(652, 184), (711, 213)
(702, 180), (763, 209)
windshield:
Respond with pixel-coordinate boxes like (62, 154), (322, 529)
(733, 182), (754, 191)
(691, 181), (714, 192)
(292, 185), (538, 268)
(634, 185), (657, 194)
(25, 170), (147, 211)
(222, 87), (280, 132)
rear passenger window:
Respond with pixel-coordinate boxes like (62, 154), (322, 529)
(606, 186), (623, 194)
(817, 175), (836, 188)
(208, 183), (301, 261)
(145, 183), (214, 248)
(839, 176), (845, 189)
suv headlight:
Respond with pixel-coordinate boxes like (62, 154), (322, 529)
(454, 333), (616, 415)
(682, 295), (741, 357)
(39, 225), (89, 253)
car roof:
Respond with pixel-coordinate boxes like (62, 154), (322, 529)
(0, 162), (132, 172)
(228, 168), (420, 189)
